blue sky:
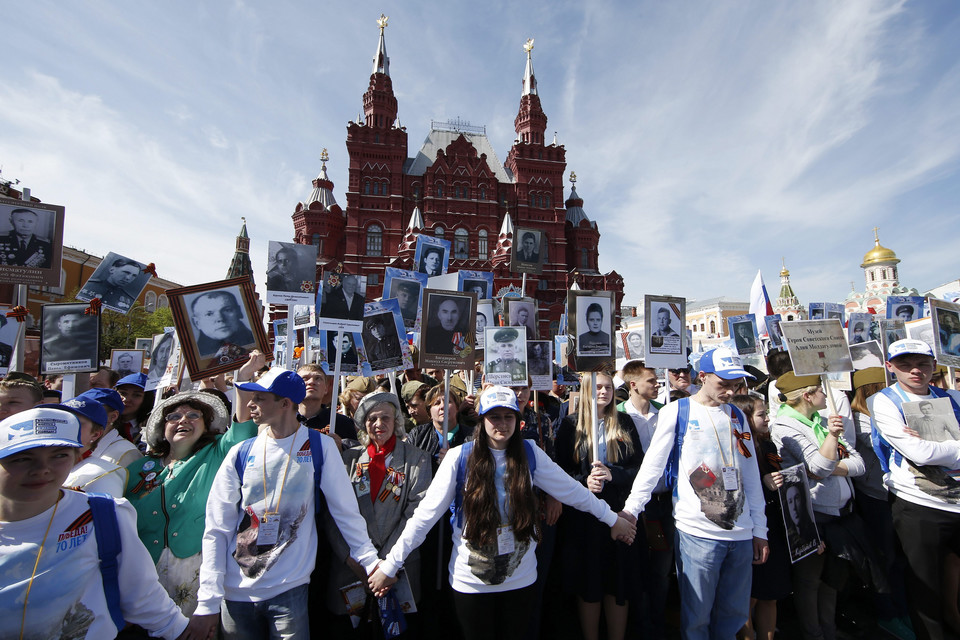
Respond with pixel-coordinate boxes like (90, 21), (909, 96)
(2, 0), (958, 309)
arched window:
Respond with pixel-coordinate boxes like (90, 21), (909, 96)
(158, 294), (169, 309)
(453, 229), (469, 259)
(367, 224), (383, 256)
(870, 271), (875, 282)
(478, 230), (488, 259)
(364, 180), (370, 195)
(480, 187), (486, 200)
(437, 184), (444, 197)
(435, 226), (445, 239)
(145, 291), (157, 312)
(545, 194), (551, 208)
(580, 248), (589, 268)
(709, 320), (716, 334)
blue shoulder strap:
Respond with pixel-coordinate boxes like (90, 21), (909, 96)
(871, 385), (960, 474)
(87, 493), (125, 632)
(665, 398), (689, 497)
(234, 431), (324, 513)
(451, 440), (537, 528)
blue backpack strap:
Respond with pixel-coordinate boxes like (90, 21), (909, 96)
(523, 439), (537, 475)
(307, 428), (325, 514)
(665, 398), (690, 497)
(87, 493), (125, 632)
(233, 437), (257, 484)
(452, 442), (475, 528)
(871, 386), (906, 474)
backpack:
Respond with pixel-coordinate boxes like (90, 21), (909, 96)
(234, 428), (325, 514)
(663, 398), (748, 497)
(451, 439), (538, 528)
(87, 493), (124, 632)
(870, 385), (960, 474)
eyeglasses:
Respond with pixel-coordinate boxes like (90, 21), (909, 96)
(165, 411), (203, 423)
(669, 369), (691, 376)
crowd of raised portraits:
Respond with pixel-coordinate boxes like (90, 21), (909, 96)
(1, 337), (959, 640)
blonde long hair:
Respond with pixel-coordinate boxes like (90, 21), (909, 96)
(573, 373), (634, 463)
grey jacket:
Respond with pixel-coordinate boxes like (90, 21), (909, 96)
(772, 414), (865, 517)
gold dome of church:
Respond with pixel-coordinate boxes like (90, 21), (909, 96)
(861, 228), (900, 268)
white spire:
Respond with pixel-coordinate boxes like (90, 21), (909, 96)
(357, 112), (364, 125)
(373, 14), (390, 76)
(407, 206), (424, 230)
(522, 38), (537, 96)
(552, 131), (558, 145)
(499, 212), (514, 235)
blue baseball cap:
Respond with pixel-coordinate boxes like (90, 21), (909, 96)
(698, 347), (755, 381)
(77, 388), (124, 414)
(236, 368), (306, 404)
(50, 397), (109, 427)
(476, 385), (520, 415)
(0, 408), (82, 459)
(116, 372), (148, 389)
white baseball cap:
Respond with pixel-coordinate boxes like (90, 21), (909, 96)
(0, 408), (82, 459)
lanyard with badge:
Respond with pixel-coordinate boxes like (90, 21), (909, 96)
(705, 406), (740, 491)
(258, 434), (299, 546)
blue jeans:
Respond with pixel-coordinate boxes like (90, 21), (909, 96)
(675, 530), (752, 640)
(221, 584), (310, 639)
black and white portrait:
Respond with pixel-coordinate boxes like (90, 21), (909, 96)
(624, 330), (644, 360)
(265, 241), (317, 305)
(728, 315), (758, 356)
(765, 315), (784, 351)
(779, 464), (821, 563)
(322, 330), (363, 375)
(484, 326), (528, 387)
(881, 318), (907, 354)
(361, 312), (404, 372)
(145, 331), (177, 391)
(510, 227), (545, 275)
(77, 252), (151, 314)
(0, 310), (20, 374)
(507, 298), (537, 339)
(419, 289), (476, 370)
(887, 296), (924, 322)
(135, 337), (153, 353)
(185, 287), (256, 362)
(643, 295), (687, 369)
(0, 197), (65, 288)
(575, 296), (612, 357)
(40, 303), (99, 374)
(847, 312), (873, 345)
(110, 349), (144, 378)
(808, 303), (825, 320)
(849, 341), (884, 370)
(318, 272), (367, 331)
(414, 236), (451, 277)
(527, 340), (552, 377)
(475, 299), (495, 350)
(459, 270), (494, 300)
(931, 300), (960, 367)
(384, 268), (427, 331)
(903, 398), (960, 443)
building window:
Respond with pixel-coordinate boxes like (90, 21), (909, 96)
(368, 273), (379, 286)
(580, 248), (589, 268)
(367, 224), (383, 256)
(709, 320), (716, 334)
(480, 187), (486, 200)
(538, 279), (548, 290)
(787, 314), (794, 321)
(312, 233), (320, 246)
(700, 323), (705, 332)
(145, 291), (157, 312)
(478, 230), (488, 259)
(364, 181), (370, 195)
(437, 184), (444, 197)
(870, 271), (875, 282)
(545, 194), (550, 208)
(454, 229), (469, 259)
(435, 226), (445, 239)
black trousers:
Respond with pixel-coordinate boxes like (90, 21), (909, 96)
(891, 494), (960, 640)
(452, 584), (536, 640)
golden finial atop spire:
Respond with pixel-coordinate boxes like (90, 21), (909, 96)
(524, 38), (534, 56)
(569, 171), (577, 185)
(377, 14), (388, 31)
(320, 148), (329, 163)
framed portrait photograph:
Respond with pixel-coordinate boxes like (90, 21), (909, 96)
(0, 307), (21, 375)
(168, 276), (269, 381)
(77, 251), (152, 314)
(418, 289), (477, 370)
(898, 399), (960, 501)
(360, 299), (411, 375)
(880, 318), (906, 356)
(622, 329), (644, 360)
(145, 330), (179, 392)
(930, 298), (960, 368)
(906, 317), (936, 352)
(849, 341), (884, 369)
(644, 295), (687, 369)
(505, 297), (538, 339)
(383, 267), (428, 332)
(110, 349), (144, 378)
(414, 235), (451, 278)
(265, 241), (317, 305)
(318, 271), (367, 332)
(321, 329), (364, 375)
(764, 315), (784, 351)
(807, 303), (826, 321)
(0, 196), (65, 287)
(779, 463), (821, 563)
(565, 290), (615, 372)
(727, 314), (759, 356)
(510, 227), (545, 275)
(887, 296), (925, 322)
(780, 320), (853, 375)
(134, 337), (153, 353)
(273, 319), (289, 370)
(483, 326), (528, 387)
(475, 299), (496, 350)
(40, 303), (100, 374)
(459, 270), (495, 299)
(846, 312), (873, 345)
(527, 339), (553, 390)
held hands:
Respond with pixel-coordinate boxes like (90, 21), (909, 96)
(543, 494), (563, 526)
(826, 415), (844, 438)
(762, 471), (783, 492)
(368, 565), (398, 598)
(179, 613), (219, 640)
(610, 514), (637, 545)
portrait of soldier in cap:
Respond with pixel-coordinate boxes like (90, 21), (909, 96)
(484, 326), (528, 386)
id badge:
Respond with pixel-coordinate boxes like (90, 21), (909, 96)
(496, 525), (515, 555)
(355, 478), (370, 497)
(721, 466), (739, 491)
(258, 514), (280, 545)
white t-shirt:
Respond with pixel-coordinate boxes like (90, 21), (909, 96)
(869, 386), (960, 513)
(196, 426), (379, 614)
(65, 457), (126, 497)
(623, 399), (767, 541)
(622, 400), (668, 494)
(0, 490), (187, 639)
(379, 443), (618, 594)
(92, 429), (143, 468)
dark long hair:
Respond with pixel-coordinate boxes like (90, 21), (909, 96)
(461, 410), (540, 548)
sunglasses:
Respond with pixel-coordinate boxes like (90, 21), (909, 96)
(165, 411), (203, 423)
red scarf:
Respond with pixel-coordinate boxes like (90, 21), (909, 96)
(367, 435), (397, 503)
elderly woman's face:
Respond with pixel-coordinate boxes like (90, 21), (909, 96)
(365, 402), (396, 449)
(162, 403), (207, 453)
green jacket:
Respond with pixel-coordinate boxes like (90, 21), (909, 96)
(124, 420), (258, 563)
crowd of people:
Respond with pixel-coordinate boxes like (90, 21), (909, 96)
(2, 329), (960, 640)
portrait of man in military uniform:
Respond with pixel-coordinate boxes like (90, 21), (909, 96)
(40, 303), (99, 374)
(0, 207), (53, 268)
(77, 253), (150, 313)
(484, 326), (528, 386)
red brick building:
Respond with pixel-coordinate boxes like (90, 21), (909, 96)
(292, 21), (623, 337)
